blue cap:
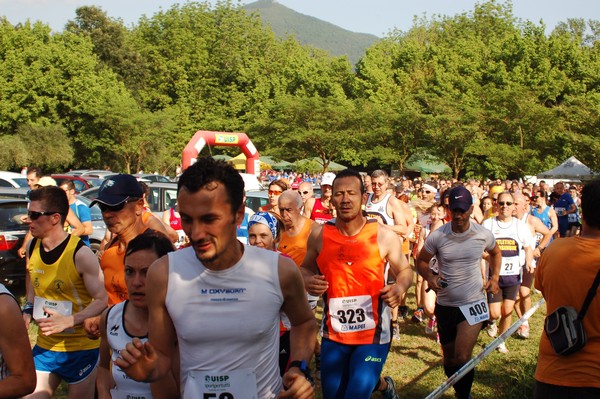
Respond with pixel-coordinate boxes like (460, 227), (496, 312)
(90, 174), (143, 207)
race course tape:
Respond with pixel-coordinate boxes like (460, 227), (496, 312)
(424, 297), (546, 399)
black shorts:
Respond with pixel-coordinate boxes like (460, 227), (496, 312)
(534, 381), (600, 399)
(521, 266), (535, 288)
(434, 303), (483, 345)
(487, 284), (519, 303)
(568, 221), (582, 229)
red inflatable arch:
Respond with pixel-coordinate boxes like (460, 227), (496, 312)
(182, 131), (260, 175)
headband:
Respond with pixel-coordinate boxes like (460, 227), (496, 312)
(248, 212), (278, 240)
(422, 184), (437, 193)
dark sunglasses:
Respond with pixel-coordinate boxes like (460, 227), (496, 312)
(98, 199), (134, 213)
(300, 191), (311, 195)
(498, 201), (513, 206)
(424, 190), (432, 194)
(27, 211), (62, 221)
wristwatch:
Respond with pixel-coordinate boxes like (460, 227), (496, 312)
(288, 360), (314, 385)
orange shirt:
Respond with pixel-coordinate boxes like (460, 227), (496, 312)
(100, 228), (148, 305)
(279, 219), (313, 267)
(535, 236), (600, 388)
(317, 220), (391, 345)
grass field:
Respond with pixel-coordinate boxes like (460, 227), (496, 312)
(311, 290), (545, 399)
(22, 284), (545, 399)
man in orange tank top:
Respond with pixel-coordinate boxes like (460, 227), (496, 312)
(301, 170), (412, 399)
(83, 175), (149, 339)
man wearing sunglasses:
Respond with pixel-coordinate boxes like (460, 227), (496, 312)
(417, 185), (501, 399)
(24, 186), (108, 399)
(90, 175), (148, 308)
(298, 181), (314, 211)
(482, 192), (534, 353)
(512, 193), (552, 339)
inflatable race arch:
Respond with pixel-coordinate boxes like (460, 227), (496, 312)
(182, 131), (260, 175)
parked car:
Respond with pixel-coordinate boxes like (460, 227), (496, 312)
(75, 195), (106, 255)
(51, 174), (92, 193)
(146, 182), (179, 216)
(80, 170), (117, 179)
(134, 174), (172, 183)
(79, 186), (100, 201)
(0, 188), (29, 199)
(65, 169), (89, 176)
(0, 171), (28, 188)
(0, 199), (29, 287)
(82, 179), (269, 214)
(81, 177), (104, 187)
(245, 190), (268, 212)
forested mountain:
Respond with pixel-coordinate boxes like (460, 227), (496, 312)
(1, 1), (599, 178)
(243, 0), (379, 66)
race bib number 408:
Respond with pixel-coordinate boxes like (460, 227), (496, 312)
(329, 295), (376, 333)
(459, 300), (490, 326)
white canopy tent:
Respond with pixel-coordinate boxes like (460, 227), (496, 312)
(536, 156), (598, 181)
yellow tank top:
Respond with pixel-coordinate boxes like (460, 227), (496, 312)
(28, 235), (99, 351)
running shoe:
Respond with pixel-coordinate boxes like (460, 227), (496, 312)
(425, 316), (437, 334)
(382, 376), (400, 399)
(412, 308), (424, 323)
(496, 342), (509, 353)
(399, 306), (409, 319)
(486, 321), (498, 338)
(392, 322), (401, 341)
(517, 323), (530, 339)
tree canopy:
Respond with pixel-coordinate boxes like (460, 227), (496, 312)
(1, 1), (599, 178)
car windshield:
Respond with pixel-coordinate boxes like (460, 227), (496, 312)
(0, 202), (29, 231)
(12, 178), (28, 188)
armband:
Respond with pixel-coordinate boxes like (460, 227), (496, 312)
(22, 301), (33, 316)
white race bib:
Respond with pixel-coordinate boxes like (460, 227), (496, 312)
(328, 295), (376, 333)
(499, 257), (521, 276)
(110, 389), (152, 399)
(33, 296), (72, 321)
(459, 299), (490, 326)
(183, 369), (258, 399)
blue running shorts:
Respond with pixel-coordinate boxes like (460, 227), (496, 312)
(32, 345), (99, 384)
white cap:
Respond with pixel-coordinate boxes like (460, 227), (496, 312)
(37, 176), (57, 187)
(321, 172), (335, 186)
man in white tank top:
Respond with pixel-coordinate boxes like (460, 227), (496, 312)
(116, 158), (317, 399)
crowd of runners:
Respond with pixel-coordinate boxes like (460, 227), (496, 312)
(0, 161), (598, 399)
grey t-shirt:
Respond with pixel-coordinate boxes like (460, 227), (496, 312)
(424, 222), (496, 306)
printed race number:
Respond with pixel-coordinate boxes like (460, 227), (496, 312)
(329, 295), (376, 333)
(459, 299), (490, 325)
(336, 308), (366, 324)
(183, 369), (257, 399)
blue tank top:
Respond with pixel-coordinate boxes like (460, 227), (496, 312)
(530, 206), (551, 229)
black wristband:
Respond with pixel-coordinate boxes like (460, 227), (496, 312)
(22, 302), (33, 315)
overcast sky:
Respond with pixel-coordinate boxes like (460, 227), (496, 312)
(1, 0), (598, 36)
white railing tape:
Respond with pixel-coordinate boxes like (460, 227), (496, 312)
(424, 297), (545, 399)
